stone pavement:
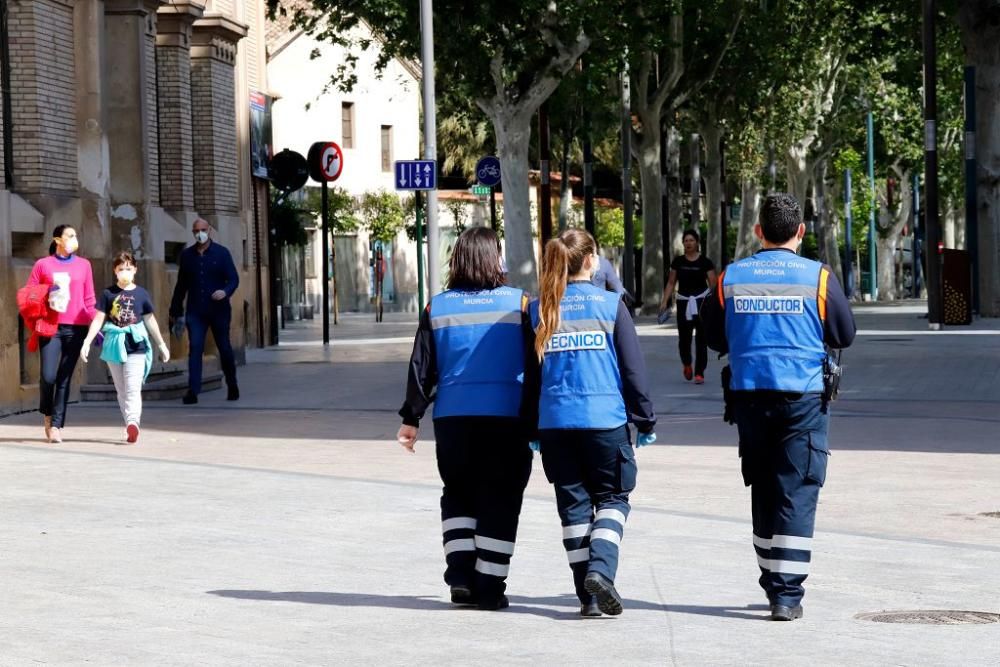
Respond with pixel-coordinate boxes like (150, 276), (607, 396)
(1, 303), (999, 665)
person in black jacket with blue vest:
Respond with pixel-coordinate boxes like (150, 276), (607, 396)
(398, 227), (533, 612)
(701, 194), (856, 622)
(524, 228), (657, 618)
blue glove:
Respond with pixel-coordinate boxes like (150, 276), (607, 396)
(528, 440), (540, 452)
(636, 432), (657, 447)
(657, 309), (671, 325)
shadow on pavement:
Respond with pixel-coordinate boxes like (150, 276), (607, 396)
(206, 589), (770, 621)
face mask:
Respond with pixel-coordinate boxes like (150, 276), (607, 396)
(116, 269), (135, 284)
(194, 231), (209, 244)
(62, 238), (79, 255)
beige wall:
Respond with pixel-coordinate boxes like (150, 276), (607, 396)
(0, 0), (269, 417)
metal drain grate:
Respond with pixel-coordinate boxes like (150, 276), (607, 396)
(856, 610), (1000, 625)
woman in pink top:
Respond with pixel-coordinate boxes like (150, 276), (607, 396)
(26, 225), (97, 442)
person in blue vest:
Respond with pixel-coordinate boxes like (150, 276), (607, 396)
(701, 193), (856, 622)
(397, 227), (533, 612)
(524, 228), (657, 618)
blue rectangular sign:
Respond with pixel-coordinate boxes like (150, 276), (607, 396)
(394, 160), (437, 191)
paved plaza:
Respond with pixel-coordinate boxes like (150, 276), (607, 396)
(1, 303), (999, 665)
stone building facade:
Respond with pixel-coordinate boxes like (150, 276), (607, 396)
(0, 0), (272, 416)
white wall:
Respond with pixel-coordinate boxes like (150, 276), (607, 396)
(268, 28), (420, 197)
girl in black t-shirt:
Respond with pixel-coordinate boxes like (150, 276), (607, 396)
(80, 252), (169, 443)
(658, 229), (717, 383)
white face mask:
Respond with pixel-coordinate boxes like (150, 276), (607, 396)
(62, 238), (79, 255)
(116, 269), (135, 284)
(194, 231), (209, 244)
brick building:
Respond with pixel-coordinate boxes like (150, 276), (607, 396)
(0, 0), (272, 416)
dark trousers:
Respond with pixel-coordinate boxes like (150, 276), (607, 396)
(434, 417), (532, 599)
(186, 308), (237, 395)
(677, 307), (707, 375)
(38, 324), (88, 428)
(540, 425), (636, 603)
(734, 393), (829, 607)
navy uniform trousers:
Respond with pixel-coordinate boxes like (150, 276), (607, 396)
(540, 425), (637, 604)
(734, 392), (829, 607)
(434, 417), (532, 599)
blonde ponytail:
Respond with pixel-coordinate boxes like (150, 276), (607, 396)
(535, 240), (570, 360)
(534, 228), (598, 361)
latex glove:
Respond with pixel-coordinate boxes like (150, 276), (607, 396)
(211, 290), (227, 301)
(397, 425), (418, 452)
(636, 432), (657, 447)
(528, 440), (540, 452)
(170, 316), (185, 338)
(158, 343), (171, 363)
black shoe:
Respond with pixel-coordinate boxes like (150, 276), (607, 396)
(477, 594), (509, 611)
(182, 392), (198, 405)
(580, 598), (602, 617)
(771, 604), (803, 621)
(227, 385), (239, 401)
(583, 572), (623, 616)
(450, 585), (475, 605)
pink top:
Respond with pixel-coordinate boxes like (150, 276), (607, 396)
(27, 254), (97, 326)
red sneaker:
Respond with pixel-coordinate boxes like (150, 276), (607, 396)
(126, 423), (139, 444)
(694, 375), (705, 385)
(683, 365), (694, 381)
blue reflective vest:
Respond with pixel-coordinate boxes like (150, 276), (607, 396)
(429, 286), (526, 419)
(722, 252), (827, 392)
(529, 282), (626, 429)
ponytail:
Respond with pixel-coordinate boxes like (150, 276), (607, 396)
(535, 241), (570, 360)
(49, 224), (74, 256)
(534, 228), (598, 361)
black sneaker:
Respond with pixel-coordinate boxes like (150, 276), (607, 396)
(182, 392), (198, 405)
(227, 385), (240, 401)
(771, 604), (804, 621)
(450, 585), (475, 605)
(583, 571), (623, 616)
(580, 598), (602, 617)
(477, 594), (509, 611)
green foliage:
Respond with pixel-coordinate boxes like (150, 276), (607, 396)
(359, 190), (407, 243)
(301, 186), (361, 234)
(269, 198), (310, 247)
(571, 205), (643, 250)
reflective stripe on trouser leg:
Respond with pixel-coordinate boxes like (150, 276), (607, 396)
(553, 482), (595, 604)
(588, 503), (629, 582)
(441, 516), (476, 587)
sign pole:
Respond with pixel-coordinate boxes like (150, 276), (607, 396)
(844, 169), (854, 298)
(419, 0), (440, 296)
(415, 190), (425, 312)
(321, 181), (330, 345)
(490, 187), (498, 231)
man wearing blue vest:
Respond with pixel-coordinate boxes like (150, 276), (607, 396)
(702, 194), (855, 622)
(398, 228), (533, 611)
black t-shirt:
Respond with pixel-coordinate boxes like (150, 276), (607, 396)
(671, 255), (715, 297)
(97, 285), (154, 354)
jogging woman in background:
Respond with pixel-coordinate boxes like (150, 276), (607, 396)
(659, 229), (717, 384)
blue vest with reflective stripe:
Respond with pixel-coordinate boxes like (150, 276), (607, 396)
(430, 286), (525, 419)
(529, 282), (626, 429)
(723, 252), (826, 392)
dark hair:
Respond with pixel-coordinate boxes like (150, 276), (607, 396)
(49, 224), (76, 256)
(112, 251), (136, 270)
(535, 228), (597, 360)
(447, 227), (505, 290)
(759, 193), (802, 243)
(682, 228), (700, 244)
